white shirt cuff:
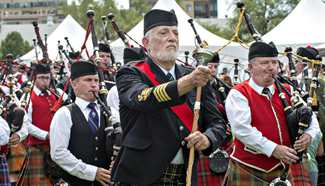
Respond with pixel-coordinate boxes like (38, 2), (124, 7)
(40, 131), (48, 140)
(84, 165), (97, 181)
(264, 140), (277, 157)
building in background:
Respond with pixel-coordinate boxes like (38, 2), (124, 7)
(193, 0), (218, 18)
(0, 0), (66, 24)
(131, 0), (218, 18)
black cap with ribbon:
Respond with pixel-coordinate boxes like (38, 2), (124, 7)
(32, 63), (51, 75)
(143, 9), (178, 35)
(70, 61), (97, 80)
(99, 43), (111, 53)
(296, 46), (319, 60)
(248, 41), (278, 61)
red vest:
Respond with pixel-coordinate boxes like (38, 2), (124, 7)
(231, 81), (291, 172)
(28, 90), (56, 145)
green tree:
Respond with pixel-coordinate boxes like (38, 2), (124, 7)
(60, 0), (151, 40)
(206, 0), (300, 42)
(0, 32), (32, 58)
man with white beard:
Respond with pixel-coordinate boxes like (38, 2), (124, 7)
(111, 9), (227, 186)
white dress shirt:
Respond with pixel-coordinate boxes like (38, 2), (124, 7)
(50, 97), (102, 181)
(225, 79), (321, 157)
(0, 116), (10, 146)
(107, 85), (120, 124)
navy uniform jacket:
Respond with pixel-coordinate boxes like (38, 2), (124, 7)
(112, 57), (227, 185)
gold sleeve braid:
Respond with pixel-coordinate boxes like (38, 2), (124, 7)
(153, 83), (171, 102)
(137, 83), (172, 102)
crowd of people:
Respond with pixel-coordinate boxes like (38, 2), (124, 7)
(0, 8), (325, 186)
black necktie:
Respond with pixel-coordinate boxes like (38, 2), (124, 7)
(262, 87), (272, 99)
(166, 72), (174, 81)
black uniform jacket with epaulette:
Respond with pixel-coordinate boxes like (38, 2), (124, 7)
(112, 57), (227, 185)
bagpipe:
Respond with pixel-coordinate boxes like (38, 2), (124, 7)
(101, 15), (116, 65)
(85, 8), (122, 185)
(270, 77), (313, 186)
(187, 18), (233, 103)
(107, 13), (131, 48)
(32, 21), (61, 99)
(237, 2), (313, 186)
(107, 12), (149, 66)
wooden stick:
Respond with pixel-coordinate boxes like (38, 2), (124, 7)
(186, 86), (202, 186)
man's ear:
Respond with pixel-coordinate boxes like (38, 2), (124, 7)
(71, 79), (77, 90)
(248, 63), (253, 71)
(142, 37), (149, 49)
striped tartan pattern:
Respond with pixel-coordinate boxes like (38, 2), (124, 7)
(152, 164), (186, 185)
(225, 159), (312, 186)
(198, 140), (233, 186)
(22, 145), (51, 186)
(197, 154), (224, 186)
(120, 164), (186, 186)
(288, 163), (312, 186)
(7, 143), (27, 183)
(0, 156), (11, 186)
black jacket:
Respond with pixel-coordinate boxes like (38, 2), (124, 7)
(112, 57), (227, 185)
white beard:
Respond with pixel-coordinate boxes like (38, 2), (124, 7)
(156, 49), (178, 62)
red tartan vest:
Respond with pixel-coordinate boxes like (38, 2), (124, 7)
(28, 90), (56, 145)
(231, 81), (291, 172)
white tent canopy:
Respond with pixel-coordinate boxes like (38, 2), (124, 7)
(111, 0), (248, 63)
(262, 0), (325, 46)
(20, 15), (93, 63)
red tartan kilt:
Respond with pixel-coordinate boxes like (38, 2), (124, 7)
(197, 154), (225, 186)
(288, 164), (312, 186)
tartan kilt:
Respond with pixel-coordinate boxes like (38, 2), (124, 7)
(151, 164), (186, 186)
(118, 164), (186, 186)
(197, 139), (233, 186)
(7, 143), (26, 183)
(21, 144), (51, 186)
(197, 154), (224, 186)
(316, 155), (325, 185)
(288, 163), (312, 186)
(0, 156), (11, 186)
(224, 159), (311, 186)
